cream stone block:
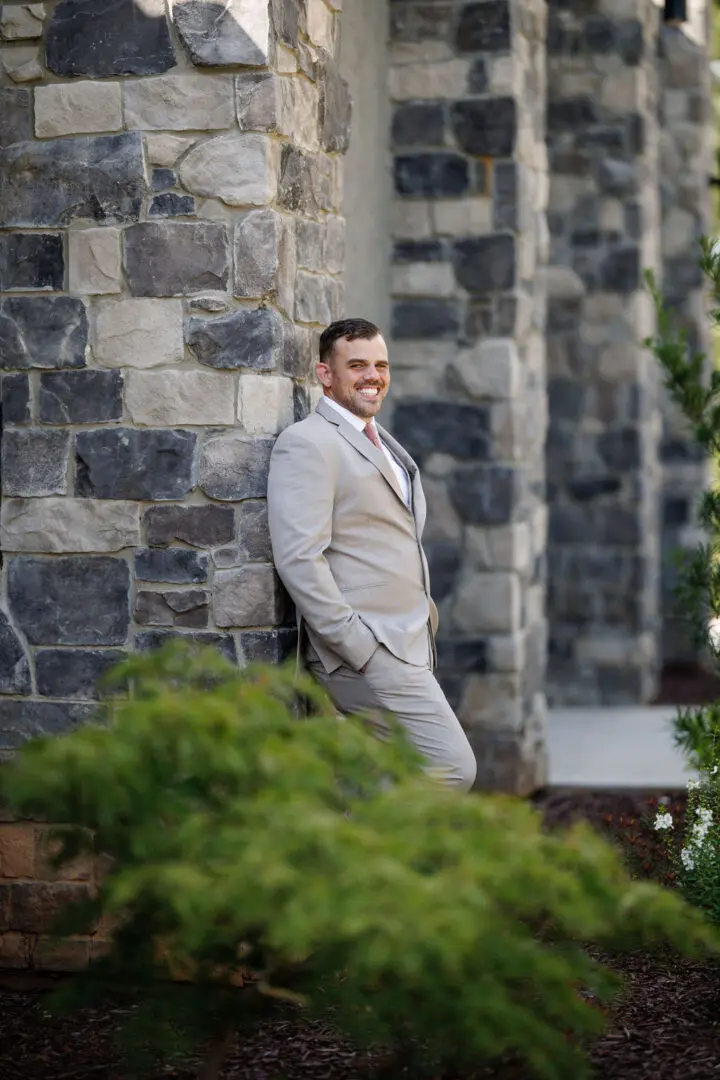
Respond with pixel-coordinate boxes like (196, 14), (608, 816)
(391, 199), (433, 240)
(69, 229), (122, 295)
(489, 632), (526, 673)
(179, 133), (275, 207)
(540, 265), (586, 300)
(466, 523), (531, 574)
(145, 133), (196, 167)
(94, 298), (184, 368)
(126, 370), (235, 426)
(391, 41), (455, 65)
(433, 198), (492, 236)
(488, 55), (518, 95)
(389, 59), (469, 101)
(598, 342), (640, 379)
(600, 66), (645, 111)
(599, 199), (624, 232)
(276, 43), (297, 73)
(0, 4), (45, 40)
(459, 674), (524, 733)
(124, 74), (235, 131)
(452, 572), (522, 635)
(1, 45), (41, 81)
(238, 374), (294, 434)
(0, 498), (140, 554)
(306, 0), (334, 49)
(391, 262), (455, 298)
(663, 207), (697, 258)
(35, 82), (122, 138)
(448, 339), (520, 400)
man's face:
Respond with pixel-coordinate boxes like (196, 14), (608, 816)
(316, 334), (390, 420)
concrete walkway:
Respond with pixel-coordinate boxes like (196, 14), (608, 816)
(548, 706), (698, 789)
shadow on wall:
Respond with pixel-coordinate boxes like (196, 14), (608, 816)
(43, 0), (270, 78)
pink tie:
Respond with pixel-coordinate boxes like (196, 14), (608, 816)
(363, 422), (382, 451)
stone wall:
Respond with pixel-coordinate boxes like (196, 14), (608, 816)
(657, 18), (713, 664)
(545, 0), (664, 705)
(386, 0), (550, 793)
(0, 0), (350, 762)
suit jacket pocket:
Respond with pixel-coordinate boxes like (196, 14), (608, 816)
(342, 581), (390, 593)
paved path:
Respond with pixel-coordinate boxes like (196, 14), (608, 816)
(548, 706), (698, 789)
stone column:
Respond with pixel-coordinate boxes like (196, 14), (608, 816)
(657, 15), (713, 664)
(387, 0), (549, 793)
(0, 0), (350, 756)
(545, 0), (663, 704)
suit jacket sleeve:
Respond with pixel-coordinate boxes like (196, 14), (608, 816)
(267, 427), (378, 671)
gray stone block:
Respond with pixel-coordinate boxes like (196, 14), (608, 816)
(135, 548), (209, 584)
(392, 402), (492, 462)
(239, 628), (297, 664)
(0, 296), (88, 370)
(0, 88), (31, 148)
(451, 99), (515, 157)
(171, 0), (270, 66)
(124, 222), (229, 297)
(2, 429), (69, 497)
(596, 158), (637, 196)
(391, 102), (445, 149)
(215, 564), (283, 628)
(187, 306), (285, 370)
(425, 541), (462, 601)
(394, 153), (469, 198)
(135, 630), (237, 663)
(0, 133), (147, 228)
(46, 0), (175, 77)
(0, 233), (64, 292)
(1, 374), (30, 425)
(145, 504), (235, 548)
(455, 1), (510, 52)
(449, 464), (521, 525)
(392, 299), (460, 341)
(597, 428), (641, 470)
(468, 57), (489, 93)
(238, 499), (272, 561)
(453, 235), (515, 292)
(39, 370), (123, 424)
(319, 52), (351, 153)
(600, 248), (640, 293)
(233, 209), (295, 306)
(236, 71), (281, 133)
(135, 589), (210, 628)
(149, 193), (196, 218)
(36, 648), (126, 699)
(278, 145), (333, 215)
(436, 638), (488, 675)
(198, 435), (273, 500)
(8, 555), (130, 645)
(76, 428), (196, 500)
(390, 2), (453, 42)
(151, 168), (177, 190)
(0, 612), (31, 695)
(295, 271), (336, 325)
(0, 700), (96, 749)
(492, 163), (517, 231)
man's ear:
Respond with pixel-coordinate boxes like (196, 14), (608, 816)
(316, 361), (332, 388)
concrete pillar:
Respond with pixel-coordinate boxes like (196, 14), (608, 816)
(386, 0), (550, 793)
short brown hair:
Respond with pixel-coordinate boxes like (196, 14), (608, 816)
(319, 318), (381, 364)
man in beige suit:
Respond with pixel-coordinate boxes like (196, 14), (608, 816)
(267, 318), (476, 792)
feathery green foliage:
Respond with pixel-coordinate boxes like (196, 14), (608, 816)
(2, 643), (718, 1079)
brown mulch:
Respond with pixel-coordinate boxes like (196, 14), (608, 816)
(3, 742), (720, 1076)
(652, 661), (720, 706)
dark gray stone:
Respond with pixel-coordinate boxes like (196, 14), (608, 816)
(238, 499), (271, 560)
(0, 88), (30, 149)
(436, 637), (488, 674)
(451, 99), (515, 157)
(136, 630), (237, 663)
(664, 255), (703, 297)
(293, 383), (312, 423)
(124, 222), (229, 297)
(145, 504), (235, 548)
(1, 375), (30, 426)
(549, 504), (597, 544)
(392, 103), (445, 149)
(596, 158), (636, 196)
(468, 57), (488, 93)
(456, 1), (510, 52)
(2, 429), (69, 497)
(394, 153), (469, 197)
(425, 541), (462, 602)
(493, 163), (517, 231)
(135, 548), (209, 584)
(0, 612), (31, 695)
(568, 476), (621, 500)
(198, 436), (273, 501)
(0, 233), (64, 292)
(0, 296), (88, 370)
(0, 133), (147, 228)
(278, 146), (333, 215)
(598, 428), (641, 470)
(392, 402), (491, 462)
(547, 98), (598, 131)
(392, 299), (460, 341)
(616, 19), (643, 65)
(600, 247), (639, 293)
(39, 370), (123, 424)
(453, 235), (515, 292)
(149, 193), (196, 218)
(319, 53), (352, 153)
(172, 0), (268, 66)
(135, 589), (210, 628)
(270, 0), (300, 47)
(76, 428), (196, 501)
(240, 628), (296, 665)
(36, 648), (126, 699)
(187, 306), (284, 370)
(151, 168), (177, 190)
(581, 14), (615, 52)
(8, 555), (130, 646)
(548, 379), (586, 421)
(0, 700), (95, 749)
(46, 0), (175, 77)
(449, 464), (521, 525)
(393, 239), (446, 263)
(391, 2), (453, 43)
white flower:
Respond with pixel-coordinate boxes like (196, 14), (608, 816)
(693, 821), (710, 845)
(713, 766), (719, 775)
(681, 847), (696, 872)
(698, 807), (713, 826)
(688, 778), (701, 791)
(654, 811), (674, 831)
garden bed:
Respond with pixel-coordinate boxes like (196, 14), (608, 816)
(2, 788), (720, 1079)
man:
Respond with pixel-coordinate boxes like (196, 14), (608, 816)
(267, 318), (476, 792)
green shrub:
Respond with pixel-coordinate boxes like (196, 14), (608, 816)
(2, 643), (717, 1080)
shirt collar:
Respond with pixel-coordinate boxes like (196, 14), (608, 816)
(322, 395), (370, 433)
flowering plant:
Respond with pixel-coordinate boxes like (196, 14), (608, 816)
(654, 765), (720, 923)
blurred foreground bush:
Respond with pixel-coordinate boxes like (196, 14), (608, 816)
(2, 643), (717, 1080)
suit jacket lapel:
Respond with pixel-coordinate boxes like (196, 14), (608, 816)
(377, 423), (425, 533)
(316, 398), (409, 510)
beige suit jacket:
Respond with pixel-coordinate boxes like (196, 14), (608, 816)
(267, 396), (439, 674)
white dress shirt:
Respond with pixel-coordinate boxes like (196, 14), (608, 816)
(323, 395), (412, 507)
